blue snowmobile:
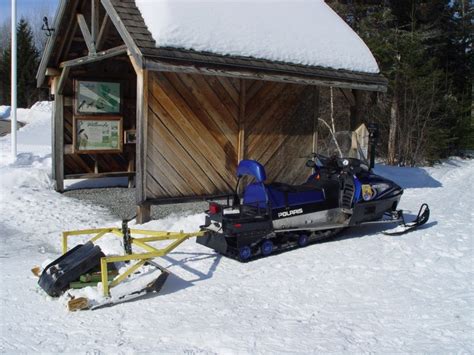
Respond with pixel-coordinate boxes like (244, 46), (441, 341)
(198, 130), (430, 261)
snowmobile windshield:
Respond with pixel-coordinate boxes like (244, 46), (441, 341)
(320, 131), (369, 164)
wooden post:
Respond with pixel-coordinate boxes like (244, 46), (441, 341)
(53, 89), (64, 192)
(312, 86), (320, 153)
(91, 0), (99, 45)
(131, 55), (149, 221)
(350, 89), (363, 131)
(136, 204), (151, 225)
(237, 79), (246, 162)
(127, 150), (135, 188)
(77, 13), (96, 54)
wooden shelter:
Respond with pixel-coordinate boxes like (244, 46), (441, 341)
(37, 0), (387, 223)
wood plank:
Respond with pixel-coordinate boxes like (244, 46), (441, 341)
(151, 72), (237, 182)
(145, 148), (188, 196)
(91, 0), (100, 43)
(145, 61), (387, 92)
(246, 84), (304, 146)
(147, 122), (210, 196)
(176, 73), (238, 149)
(59, 45), (127, 68)
(136, 204), (151, 225)
(216, 76), (239, 106)
(246, 80), (265, 102)
(64, 171), (134, 179)
(204, 75), (239, 123)
(134, 65), (147, 204)
(146, 171), (169, 197)
(162, 72), (237, 160)
(146, 154), (181, 196)
(54, 91), (64, 192)
(312, 87), (320, 153)
(96, 14), (110, 50)
(247, 86), (310, 163)
(77, 13), (96, 54)
(245, 81), (286, 125)
(147, 82), (233, 191)
(147, 109), (214, 194)
(57, 67), (70, 94)
(101, 0), (143, 67)
(238, 79), (245, 162)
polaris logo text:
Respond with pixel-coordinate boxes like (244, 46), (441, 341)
(278, 208), (303, 218)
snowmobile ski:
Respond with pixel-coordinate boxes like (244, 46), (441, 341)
(383, 204), (430, 236)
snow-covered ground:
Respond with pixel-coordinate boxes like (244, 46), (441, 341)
(0, 104), (473, 353)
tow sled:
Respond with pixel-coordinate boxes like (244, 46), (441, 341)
(37, 220), (203, 311)
(36, 130), (430, 309)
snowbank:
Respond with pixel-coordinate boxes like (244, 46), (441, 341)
(135, 0), (380, 73)
(0, 105), (10, 119)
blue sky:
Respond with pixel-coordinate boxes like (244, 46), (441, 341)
(0, 0), (59, 23)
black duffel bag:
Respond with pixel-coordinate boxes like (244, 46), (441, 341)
(38, 242), (105, 297)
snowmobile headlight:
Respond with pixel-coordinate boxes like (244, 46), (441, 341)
(371, 183), (390, 195)
(342, 159), (349, 166)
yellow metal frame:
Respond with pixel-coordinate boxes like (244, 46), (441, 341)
(62, 228), (205, 297)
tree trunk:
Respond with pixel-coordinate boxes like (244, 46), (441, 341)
(388, 93), (398, 165)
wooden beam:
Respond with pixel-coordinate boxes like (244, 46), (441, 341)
(96, 14), (110, 51)
(65, 171), (134, 179)
(145, 61), (387, 92)
(45, 67), (60, 76)
(57, 67), (70, 95)
(77, 13), (96, 54)
(339, 88), (355, 106)
(133, 56), (148, 205)
(312, 86), (320, 153)
(100, 0), (144, 68)
(53, 83), (64, 192)
(238, 79), (246, 162)
(59, 44), (127, 68)
(136, 204), (151, 225)
(91, 0), (100, 43)
(350, 90), (364, 130)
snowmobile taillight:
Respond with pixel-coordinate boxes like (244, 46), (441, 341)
(209, 203), (221, 215)
(233, 223), (242, 228)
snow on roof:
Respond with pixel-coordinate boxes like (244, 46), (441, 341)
(135, 0), (380, 74)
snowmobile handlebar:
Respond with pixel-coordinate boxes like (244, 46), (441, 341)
(306, 154), (364, 174)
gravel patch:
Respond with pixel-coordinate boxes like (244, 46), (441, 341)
(64, 187), (209, 221)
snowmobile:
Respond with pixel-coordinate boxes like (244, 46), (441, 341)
(197, 130), (430, 261)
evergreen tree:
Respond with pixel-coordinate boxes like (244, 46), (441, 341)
(327, 0), (472, 164)
(0, 18), (41, 107)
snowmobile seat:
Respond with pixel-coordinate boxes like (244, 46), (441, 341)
(237, 159), (338, 210)
(242, 182), (326, 210)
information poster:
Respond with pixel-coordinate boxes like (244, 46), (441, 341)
(74, 118), (122, 153)
(76, 80), (121, 114)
